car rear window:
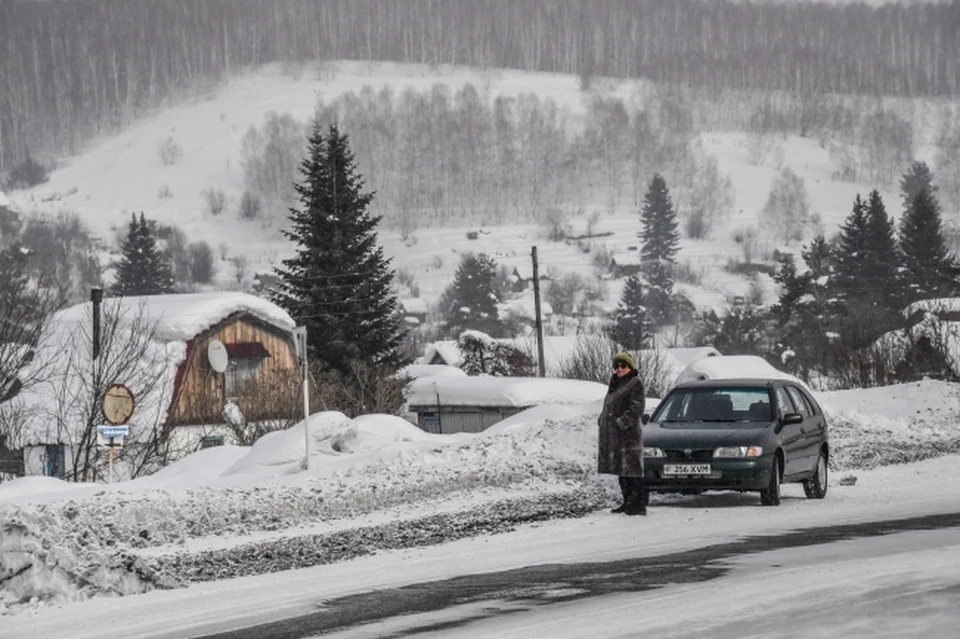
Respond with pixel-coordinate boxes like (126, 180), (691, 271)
(652, 387), (772, 423)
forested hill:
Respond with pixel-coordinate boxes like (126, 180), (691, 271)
(2, 0), (959, 170)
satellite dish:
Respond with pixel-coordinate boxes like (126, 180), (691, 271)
(207, 339), (228, 373)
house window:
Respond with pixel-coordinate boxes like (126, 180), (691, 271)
(200, 435), (225, 449)
(225, 358), (262, 396)
(222, 342), (271, 397)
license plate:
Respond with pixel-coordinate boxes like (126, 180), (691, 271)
(663, 463), (712, 476)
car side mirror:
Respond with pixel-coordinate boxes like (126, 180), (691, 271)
(641, 413), (650, 425)
(781, 412), (803, 426)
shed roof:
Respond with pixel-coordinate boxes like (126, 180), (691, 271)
(406, 375), (607, 408)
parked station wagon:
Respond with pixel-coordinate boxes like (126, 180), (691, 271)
(642, 378), (829, 506)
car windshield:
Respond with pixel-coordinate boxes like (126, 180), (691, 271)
(652, 387), (772, 424)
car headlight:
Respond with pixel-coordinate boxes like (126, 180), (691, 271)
(714, 446), (763, 458)
(644, 447), (666, 458)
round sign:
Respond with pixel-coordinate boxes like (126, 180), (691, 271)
(102, 383), (136, 425)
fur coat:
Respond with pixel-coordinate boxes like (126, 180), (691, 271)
(597, 370), (646, 477)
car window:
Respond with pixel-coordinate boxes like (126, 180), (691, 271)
(775, 387), (795, 417)
(652, 387), (771, 424)
(785, 386), (811, 417)
(793, 386), (819, 416)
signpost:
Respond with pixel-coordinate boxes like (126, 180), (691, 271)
(293, 326), (310, 470)
(99, 383), (135, 483)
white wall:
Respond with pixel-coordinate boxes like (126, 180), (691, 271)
(23, 444), (74, 477)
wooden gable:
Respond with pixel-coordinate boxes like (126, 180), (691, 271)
(167, 312), (301, 427)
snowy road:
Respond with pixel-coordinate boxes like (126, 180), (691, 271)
(200, 513), (960, 638)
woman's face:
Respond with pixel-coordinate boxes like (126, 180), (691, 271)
(614, 361), (631, 378)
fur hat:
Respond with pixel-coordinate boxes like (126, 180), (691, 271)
(612, 351), (637, 371)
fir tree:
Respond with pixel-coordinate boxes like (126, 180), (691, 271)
(112, 213), (175, 297)
(442, 253), (505, 337)
(900, 160), (939, 210)
(862, 189), (902, 312)
(638, 174), (680, 327)
(638, 173), (680, 263)
(831, 194), (868, 306)
(609, 274), (651, 349)
(272, 122), (405, 375)
(771, 255), (804, 326)
(771, 235), (840, 377)
(642, 259), (675, 328)
(899, 185), (958, 301)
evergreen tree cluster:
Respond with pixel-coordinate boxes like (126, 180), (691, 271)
(771, 161), (959, 380)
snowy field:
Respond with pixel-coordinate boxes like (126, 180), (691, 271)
(1, 378), (959, 633)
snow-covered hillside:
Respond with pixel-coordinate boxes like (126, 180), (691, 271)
(7, 61), (933, 314)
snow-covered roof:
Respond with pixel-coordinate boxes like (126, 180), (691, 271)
(421, 340), (463, 367)
(902, 297), (960, 318)
(53, 292), (296, 342)
(406, 375), (607, 407)
(420, 335), (578, 375)
(668, 347), (721, 368)
(610, 252), (642, 266)
(498, 289), (553, 321)
(874, 314), (960, 376)
(399, 364), (468, 380)
(676, 355), (806, 388)
(399, 298), (429, 315)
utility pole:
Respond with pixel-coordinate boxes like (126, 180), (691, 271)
(531, 246), (546, 377)
(90, 287), (103, 483)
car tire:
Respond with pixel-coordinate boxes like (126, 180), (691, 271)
(760, 455), (781, 506)
(803, 449), (828, 499)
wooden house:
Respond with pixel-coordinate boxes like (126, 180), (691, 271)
(16, 292), (303, 474)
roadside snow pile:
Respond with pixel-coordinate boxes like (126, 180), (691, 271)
(3, 380), (960, 614)
(816, 380), (960, 470)
(0, 412), (606, 612)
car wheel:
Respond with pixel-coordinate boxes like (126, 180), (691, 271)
(760, 455), (781, 506)
(803, 449), (828, 499)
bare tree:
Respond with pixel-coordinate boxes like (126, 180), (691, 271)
(762, 167), (811, 244)
(0, 244), (62, 448)
(17, 299), (176, 481)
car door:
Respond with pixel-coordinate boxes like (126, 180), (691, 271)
(774, 385), (805, 478)
(788, 385), (827, 474)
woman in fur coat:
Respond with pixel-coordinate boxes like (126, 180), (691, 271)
(597, 352), (648, 515)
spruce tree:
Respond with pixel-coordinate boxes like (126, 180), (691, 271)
(609, 274), (651, 349)
(442, 253), (505, 337)
(900, 161), (939, 210)
(862, 189), (903, 312)
(639, 173), (680, 263)
(831, 194), (869, 309)
(638, 174), (680, 327)
(642, 259), (675, 328)
(112, 213), (175, 297)
(899, 185), (958, 301)
(272, 122), (405, 375)
(771, 255), (804, 326)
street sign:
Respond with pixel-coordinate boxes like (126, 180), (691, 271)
(97, 425), (130, 439)
(101, 384), (136, 425)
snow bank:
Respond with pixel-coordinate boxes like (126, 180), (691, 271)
(3, 380), (960, 614)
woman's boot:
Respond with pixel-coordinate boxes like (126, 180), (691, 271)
(623, 478), (648, 516)
(611, 477), (630, 513)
